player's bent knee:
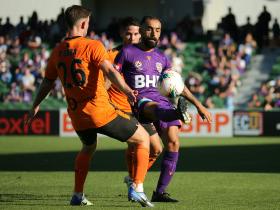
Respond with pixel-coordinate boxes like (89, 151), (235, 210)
(151, 149), (162, 158)
(81, 142), (97, 154)
(167, 140), (180, 151)
(156, 147), (163, 156)
(150, 143), (163, 156)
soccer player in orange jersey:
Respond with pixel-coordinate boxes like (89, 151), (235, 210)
(25, 5), (153, 207)
(106, 17), (163, 189)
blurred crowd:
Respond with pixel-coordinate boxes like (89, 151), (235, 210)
(183, 32), (257, 110)
(181, 6), (279, 110)
(247, 79), (280, 110)
(0, 10), (63, 104)
(0, 6), (279, 110)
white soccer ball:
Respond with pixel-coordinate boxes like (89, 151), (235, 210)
(157, 70), (185, 98)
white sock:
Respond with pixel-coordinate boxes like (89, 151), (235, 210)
(134, 183), (144, 192)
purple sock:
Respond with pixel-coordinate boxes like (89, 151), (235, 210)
(155, 107), (179, 122)
(156, 151), (179, 194)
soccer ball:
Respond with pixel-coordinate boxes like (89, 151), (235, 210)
(157, 70), (185, 98)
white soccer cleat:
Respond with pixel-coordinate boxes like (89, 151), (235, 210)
(128, 186), (154, 207)
(70, 193), (93, 206)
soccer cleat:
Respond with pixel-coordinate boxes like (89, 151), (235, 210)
(151, 191), (179, 202)
(70, 194), (93, 206)
(128, 186), (154, 207)
(177, 96), (191, 124)
(124, 176), (136, 202)
(123, 176), (133, 188)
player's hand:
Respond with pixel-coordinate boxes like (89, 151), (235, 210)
(126, 90), (138, 106)
(197, 105), (212, 123)
(24, 106), (40, 125)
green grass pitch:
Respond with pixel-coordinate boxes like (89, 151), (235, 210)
(0, 136), (280, 209)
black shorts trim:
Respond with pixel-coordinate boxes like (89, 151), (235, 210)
(76, 129), (97, 146)
(115, 110), (157, 137)
(76, 115), (139, 145)
(97, 115), (139, 142)
(141, 123), (157, 136)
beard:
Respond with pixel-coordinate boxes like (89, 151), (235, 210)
(142, 37), (158, 49)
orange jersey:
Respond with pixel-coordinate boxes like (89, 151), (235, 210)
(45, 37), (117, 130)
(107, 46), (132, 113)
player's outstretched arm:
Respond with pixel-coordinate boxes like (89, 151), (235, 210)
(181, 86), (212, 123)
(25, 78), (55, 125)
(100, 60), (137, 104)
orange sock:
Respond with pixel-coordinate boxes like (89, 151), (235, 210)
(74, 152), (91, 192)
(133, 145), (149, 185)
(147, 155), (157, 171)
(125, 147), (135, 178)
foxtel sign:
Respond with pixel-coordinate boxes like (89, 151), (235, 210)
(0, 111), (59, 135)
(180, 109), (233, 137)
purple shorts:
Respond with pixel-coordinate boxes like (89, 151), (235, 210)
(154, 119), (182, 134)
(134, 95), (182, 131)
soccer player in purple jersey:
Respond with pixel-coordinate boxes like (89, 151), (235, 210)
(106, 17), (163, 193)
(115, 16), (212, 202)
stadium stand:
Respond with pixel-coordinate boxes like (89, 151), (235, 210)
(0, 8), (279, 111)
(247, 54), (280, 110)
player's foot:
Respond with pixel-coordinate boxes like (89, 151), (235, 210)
(177, 96), (191, 124)
(70, 193), (93, 206)
(151, 191), (179, 202)
(123, 176), (133, 188)
(128, 186), (154, 207)
(124, 176), (136, 202)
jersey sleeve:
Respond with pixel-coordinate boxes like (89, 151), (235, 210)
(90, 40), (109, 67)
(44, 49), (58, 80)
(114, 48), (127, 73)
(107, 49), (118, 64)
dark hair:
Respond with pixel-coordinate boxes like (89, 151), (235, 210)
(140, 16), (161, 26)
(120, 16), (140, 31)
(64, 5), (91, 29)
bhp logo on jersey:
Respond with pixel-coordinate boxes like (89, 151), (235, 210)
(135, 75), (159, 88)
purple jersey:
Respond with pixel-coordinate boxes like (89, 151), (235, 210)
(115, 44), (171, 102)
(115, 44), (181, 129)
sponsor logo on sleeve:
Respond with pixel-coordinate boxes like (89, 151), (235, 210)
(156, 62), (163, 73)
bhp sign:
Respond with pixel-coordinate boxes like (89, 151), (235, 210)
(59, 108), (103, 137)
(0, 110), (59, 135)
(58, 109), (233, 137)
(180, 109), (232, 137)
